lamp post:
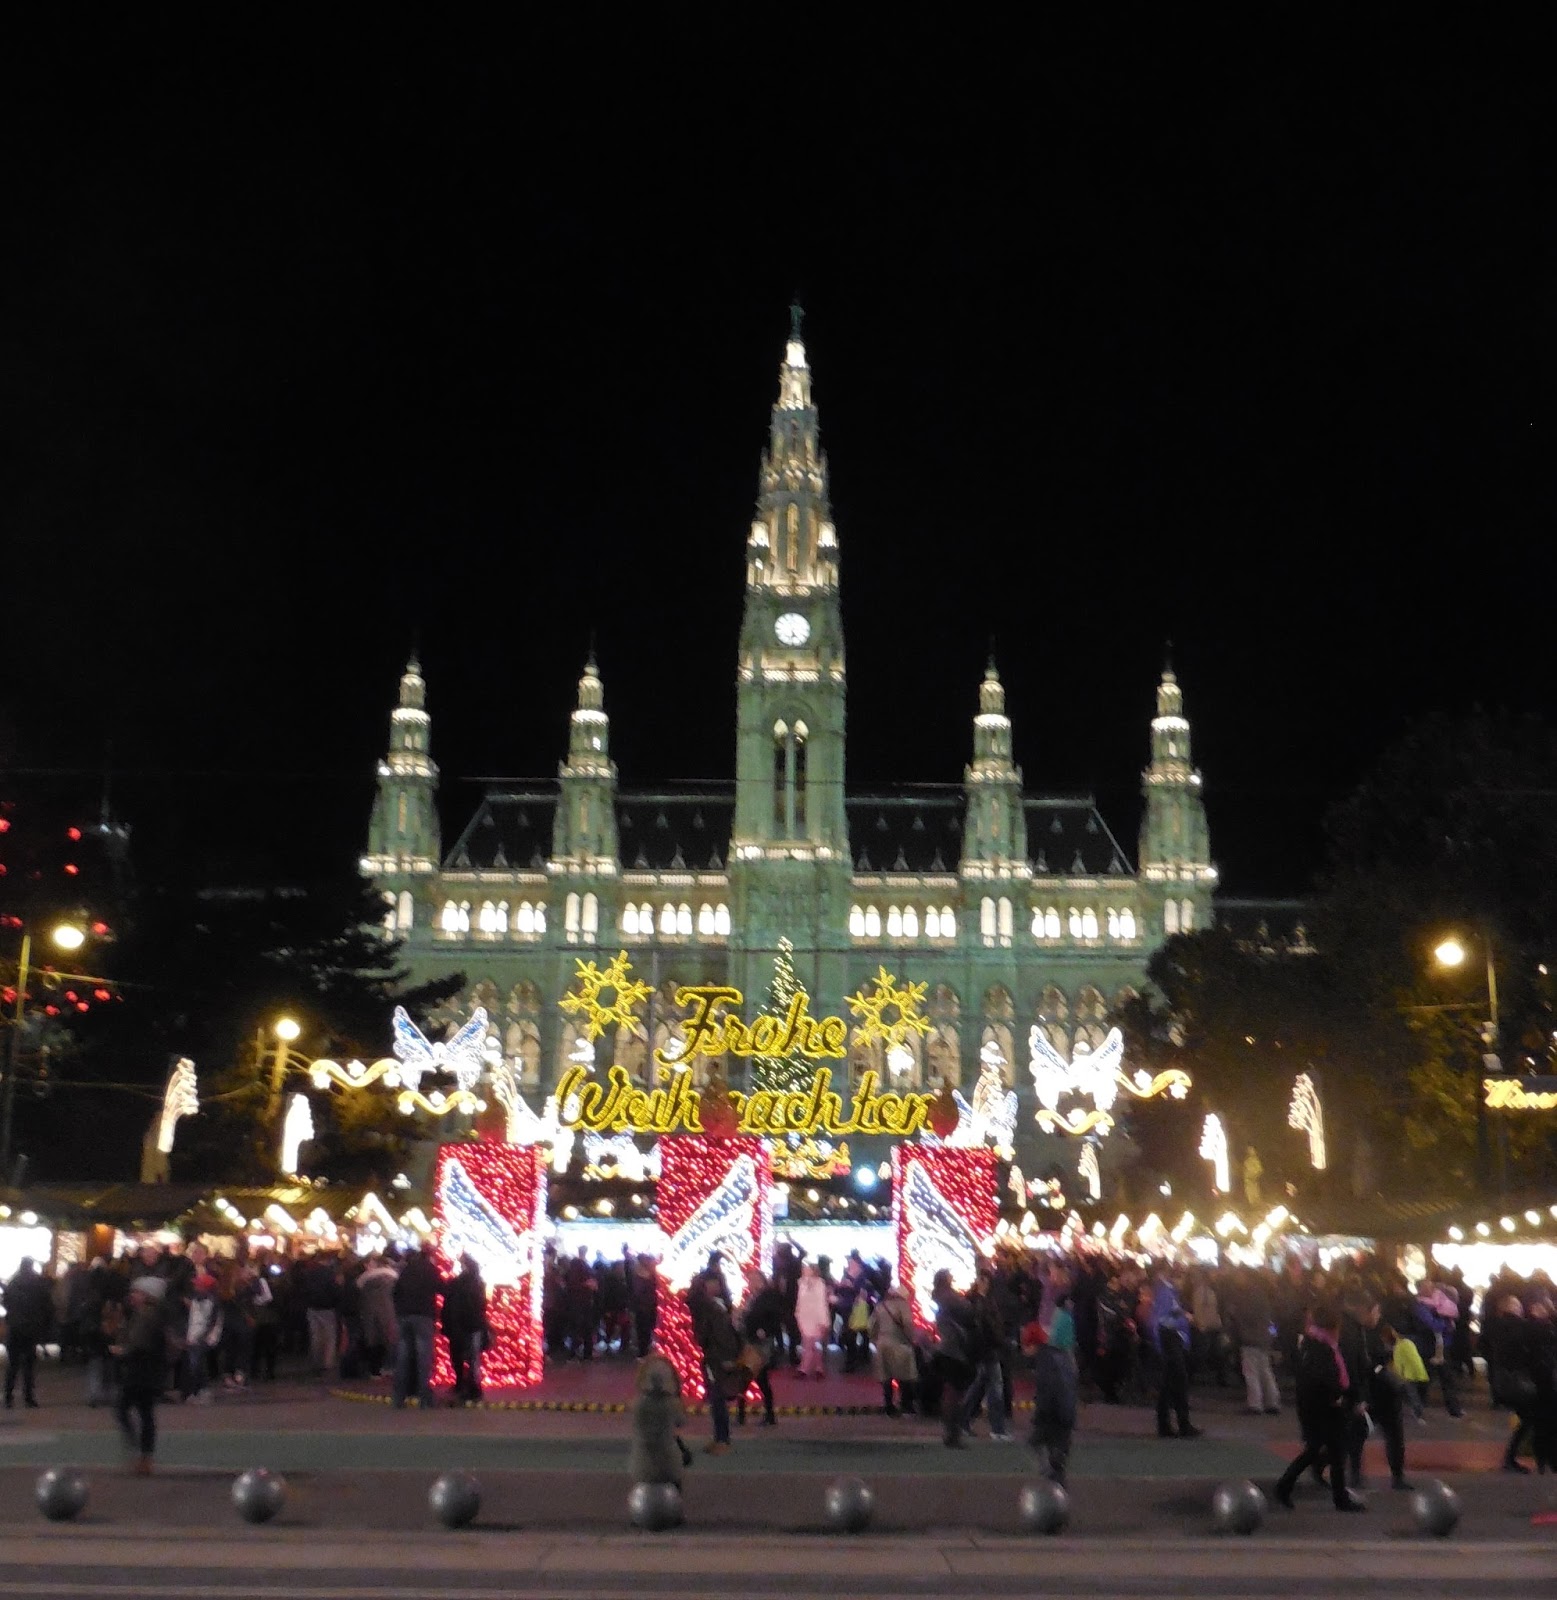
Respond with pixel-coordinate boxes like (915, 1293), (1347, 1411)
(1434, 932), (1503, 1195)
(1, 921), (88, 1179)
(259, 1016), (306, 1129)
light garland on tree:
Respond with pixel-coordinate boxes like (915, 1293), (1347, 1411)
(1200, 1112), (1230, 1194)
(280, 1092), (314, 1175)
(892, 1145), (998, 1330)
(655, 1136), (772, 1399)
(156, 1058), (199, 1154)
(430, 1141), (546, 1389)
(1077, 1139), (1102, 1201)
(1288, 1072), (1326, 1170)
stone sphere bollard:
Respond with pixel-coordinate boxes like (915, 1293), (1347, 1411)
(1017, 1479), (1071, 1535)
(824, 1475), (875, 1533)
(628, 1480), (684, 1531)
(232, 1468), (287, 1524)
(1211, 1480), (1266, 1535)
(1411, 1480), (1461, 1538)
(429, 1471), (482, 1528)
(35, 1467), (89, 1522)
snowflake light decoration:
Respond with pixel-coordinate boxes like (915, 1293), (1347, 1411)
(847, 966), (931, 1049)
(558, 951), (652, 1042)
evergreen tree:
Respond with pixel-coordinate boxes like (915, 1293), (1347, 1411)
(750, 938), (813, 1095)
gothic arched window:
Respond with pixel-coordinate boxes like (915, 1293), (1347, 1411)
(715, 904), (731, 936)
(903, 905), (919, 938)
(1120, 908), (1137, 940)
(397, 890), (413, 931)
(622, 903), (640, 936)
(1080, 906), (1098, 940)
(865, 904), (881, 938)
(849, 904), (865, 938)
(676, 903), (692, 936)
(980, 897), (996, 947)
(1180, 898), (1195, 932)
(1164, 899), (1180, 935)
(941, 905), (956, 938)
(997, 897), (1013, 946)
(887, 906), (903, 938)
(564, 892), (581, 937)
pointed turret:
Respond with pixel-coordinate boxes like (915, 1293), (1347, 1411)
(960, 660), (1027, 871)
(551, 653), (619, 868)
(362, 656), (441, 920)
(1139, 663), (1216, 936)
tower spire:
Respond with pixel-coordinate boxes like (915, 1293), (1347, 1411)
(745, 311), (836, 593)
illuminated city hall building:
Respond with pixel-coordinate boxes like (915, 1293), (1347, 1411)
(361, 318), (1216, 1110)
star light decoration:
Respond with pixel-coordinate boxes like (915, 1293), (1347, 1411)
(1028, 1026), (1191, 1137)
(1288, 1072), (1326, 1170)
(654, 1136), (772, 1399)
(559, 951), (653, 1042)
(847, 967), (932, 1049)
(430, 1141), (546, 1388)
(892, 1145), (999, 1330)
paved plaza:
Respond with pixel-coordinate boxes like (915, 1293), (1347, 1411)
(1, 1362), (1554, 1597)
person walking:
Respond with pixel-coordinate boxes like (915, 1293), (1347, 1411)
(1273, 1301), (1365, 1513)
(688, 1262), (740, 1455)
(629, 1253), (659, 1359)
(737, 1270), (784, 1426)
(870, 1281), (918, 1416)
(1340, 1295), (1411, 1492)
(356, 1255), (399, 1379)
(931, 1270), (977, 1449)
(1146, 1269), (1201, 1439)
(1229, 1268), (1281, 1415)
(300, 1250), (343, 1380)
(391, 1242), (442, 1409)
(111, 1277), (168, 1475)
(441, 1254), (489, 1404)
(795, 1262), (831, 1379)
(3, 1257), (52, 1409)
(961, 1267), (1013, 1441)
(1028, 1300), (1080, 1487)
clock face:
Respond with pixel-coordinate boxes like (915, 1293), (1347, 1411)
(774, 611), (811, 647)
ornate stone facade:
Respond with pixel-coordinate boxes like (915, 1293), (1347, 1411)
(361, 315), (1217, 1112)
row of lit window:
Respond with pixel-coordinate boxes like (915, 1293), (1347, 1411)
(621, 901), (733, 938)
(1030, 907), (1138, 941)
(848, 905), (957, 939)
(440, 900), (548, 935)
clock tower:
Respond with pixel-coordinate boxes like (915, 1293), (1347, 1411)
(729, 307), (850, 1014)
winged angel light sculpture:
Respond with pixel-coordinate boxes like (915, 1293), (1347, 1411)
(900, 1159), (986, 1322)
(922, 1040), (1019, 1158)
(1028, 1026), (1190, 1137)
(391, 1006), (488, 1093)
(660, 1152), (759, 1307)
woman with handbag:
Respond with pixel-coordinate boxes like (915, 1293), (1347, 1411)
(870, 1282), (918, 1416)
(737, 1271), (785, 1427)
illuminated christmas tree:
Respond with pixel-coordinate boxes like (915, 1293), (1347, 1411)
(751, 938), (813, 1095)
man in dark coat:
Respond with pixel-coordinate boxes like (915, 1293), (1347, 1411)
(3, 1258), (52, 1408)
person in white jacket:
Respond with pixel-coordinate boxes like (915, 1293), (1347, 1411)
(795, 1263), (832, 1378)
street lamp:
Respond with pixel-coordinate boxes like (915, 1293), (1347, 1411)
(259, 1017), (309, 1128)
(1, 921), (89, 1177)
(1433, 930), (1503, 1194)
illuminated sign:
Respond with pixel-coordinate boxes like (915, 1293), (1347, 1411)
(1484, 1077), (1557, 1112)
(554, 1063), (933, 1138)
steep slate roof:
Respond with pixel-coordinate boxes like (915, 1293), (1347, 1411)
(616, 790), (734, 872)
(844, 786), (1133, 877)
(445, 791), (557, 871)
(445, 783), (1134, 878)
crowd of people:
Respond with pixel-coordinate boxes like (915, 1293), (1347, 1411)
(7, 1236), (1557, 1497)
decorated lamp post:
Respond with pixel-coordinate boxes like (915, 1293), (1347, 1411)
(1200, 1112), (1230, 1194)
(1288, 1072), (1326, 1170)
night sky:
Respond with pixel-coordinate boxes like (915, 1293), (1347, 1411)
(2, 20), (1548, 896)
